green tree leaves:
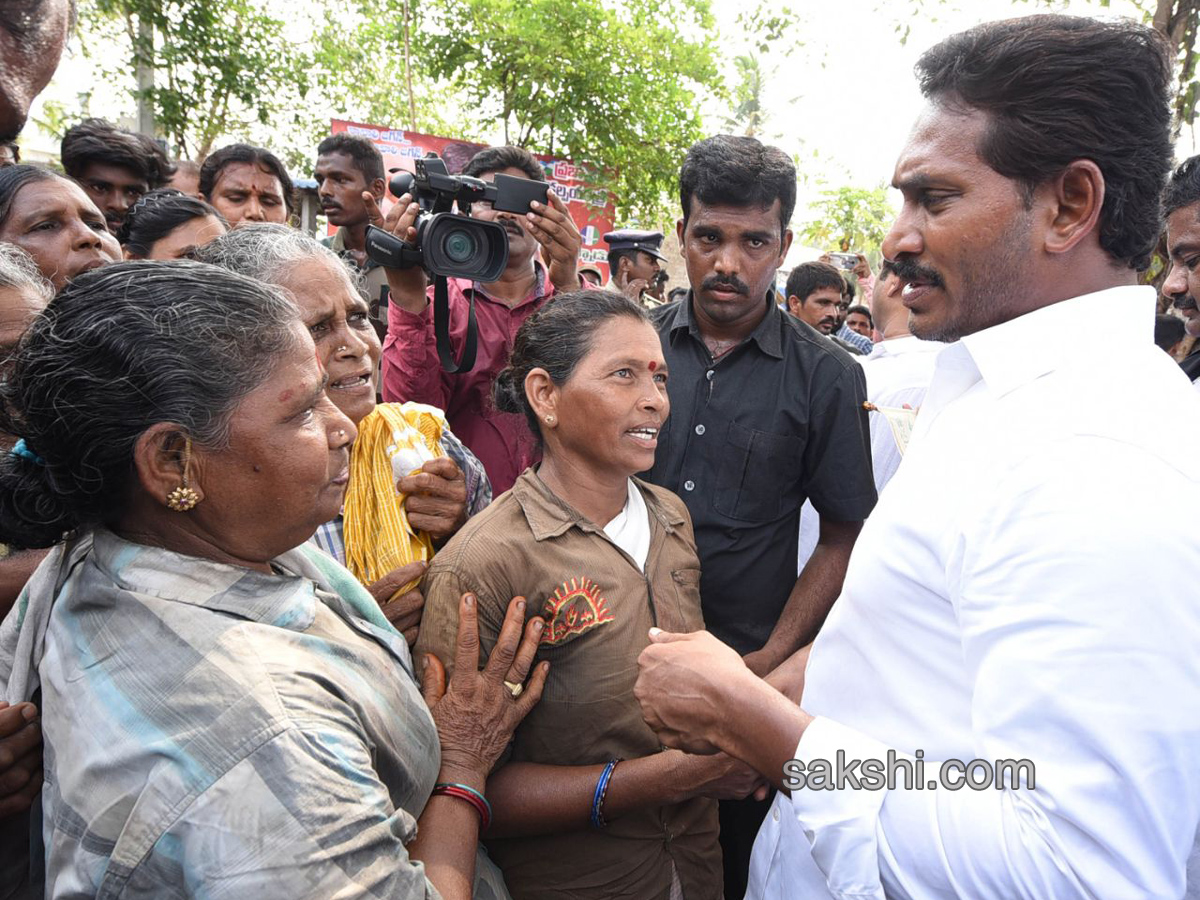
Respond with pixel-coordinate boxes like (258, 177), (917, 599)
(83, 0), (307, 158)
(411, 0), (721, 221)
(798, 185), (895, 262)
(75, 0), (722, 225)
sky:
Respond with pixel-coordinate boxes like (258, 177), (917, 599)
(24, 0), (1197, 229)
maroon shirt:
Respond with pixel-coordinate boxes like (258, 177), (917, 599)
(381, 265), (552, 494)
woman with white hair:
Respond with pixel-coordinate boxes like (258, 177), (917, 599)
(0, 243), (51, 370)
(0, 243), (53, 615)
(195, 225), (491, 642)
(0, 261), (539, 898)
(0, 243), (52, 850)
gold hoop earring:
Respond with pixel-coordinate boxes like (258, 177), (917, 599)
(166, 436), (200, 512)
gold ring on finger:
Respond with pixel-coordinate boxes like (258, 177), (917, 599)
(503, 680), (524, 699)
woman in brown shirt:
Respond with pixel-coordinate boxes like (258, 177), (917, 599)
(416, 290), (766, 900)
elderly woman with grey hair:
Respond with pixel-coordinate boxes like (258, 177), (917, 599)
(0, 244), (54, 615)
(0, 242), (51, 364)
(0, 244), (52, 847)
(0, 260), (544, 898)
(194, 224), (491, 643)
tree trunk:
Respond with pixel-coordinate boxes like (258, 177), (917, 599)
(403, 0), (417, 131)
(1145, 0), (1199, 134)
(135, 15), (155, 136)
(196, 90), (229, 159)
(1153, 0), (1174, 38)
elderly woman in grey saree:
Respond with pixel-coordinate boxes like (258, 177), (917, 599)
(0, 261), (547, 899)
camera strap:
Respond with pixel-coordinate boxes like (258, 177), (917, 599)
(433, 274), (478, 373)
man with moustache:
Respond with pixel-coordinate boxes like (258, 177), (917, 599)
(785, 261), (843, 335)
(785, 260), (864, 355)
(376, 145), (583, 494)
(843, 305), (872, 339)
(1162, 154), (1200, 391)
(633, 16), (1200, 900)
(795, 262), (943, 573)
(314, 133), (390, 333)
(640, 134), (876, 897)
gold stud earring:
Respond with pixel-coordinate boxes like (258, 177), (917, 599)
(545, 415), (556, 425)
(166, 436), (200, 512)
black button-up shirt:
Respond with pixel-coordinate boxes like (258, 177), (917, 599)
(642, 293), (877, 654)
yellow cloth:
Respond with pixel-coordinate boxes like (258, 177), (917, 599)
(342, 403), (446, 591)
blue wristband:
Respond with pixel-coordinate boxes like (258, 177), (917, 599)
(590, 759), (621, 829)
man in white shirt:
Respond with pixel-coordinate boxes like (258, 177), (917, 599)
(1162, 155), (1200, 393)
(634, 14), (1200, 899)
(854, 262), (943, 469)
(795, 262), (942, 571)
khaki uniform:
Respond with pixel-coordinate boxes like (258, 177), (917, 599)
(323, 227), (390, 324)
(416, 469), (722, 900)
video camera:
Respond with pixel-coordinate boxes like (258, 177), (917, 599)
(365, 155), (548, 282)
(364, 154), (550, 374)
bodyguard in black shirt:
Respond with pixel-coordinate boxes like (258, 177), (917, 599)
(640, 135), (877, 897)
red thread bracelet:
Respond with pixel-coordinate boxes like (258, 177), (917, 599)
(432, 782), (492, 832)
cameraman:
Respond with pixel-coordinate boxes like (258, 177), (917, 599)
(371, 146), (582, 494)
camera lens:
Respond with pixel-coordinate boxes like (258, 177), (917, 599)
(443, 228), (478, 264)
(424, 213), (509, 281)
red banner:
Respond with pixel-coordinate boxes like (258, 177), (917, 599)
(330, 120), (617, 280)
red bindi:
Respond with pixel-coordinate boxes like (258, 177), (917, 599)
(648, 360), (657, 372)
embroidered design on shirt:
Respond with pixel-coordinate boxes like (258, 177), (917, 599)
(541, 577), (614, 645)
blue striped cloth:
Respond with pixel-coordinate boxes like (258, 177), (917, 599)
(836, 322), (874, 355)
(12, 529), (507, 898)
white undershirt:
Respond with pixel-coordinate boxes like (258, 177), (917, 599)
(602, 479), (651, 571)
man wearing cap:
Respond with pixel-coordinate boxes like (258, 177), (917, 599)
(606, 228), (667, 307)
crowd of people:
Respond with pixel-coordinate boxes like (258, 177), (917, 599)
(0, 5), (1199, 900)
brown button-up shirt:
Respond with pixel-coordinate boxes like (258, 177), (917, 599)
(415, 469), (721, 900)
